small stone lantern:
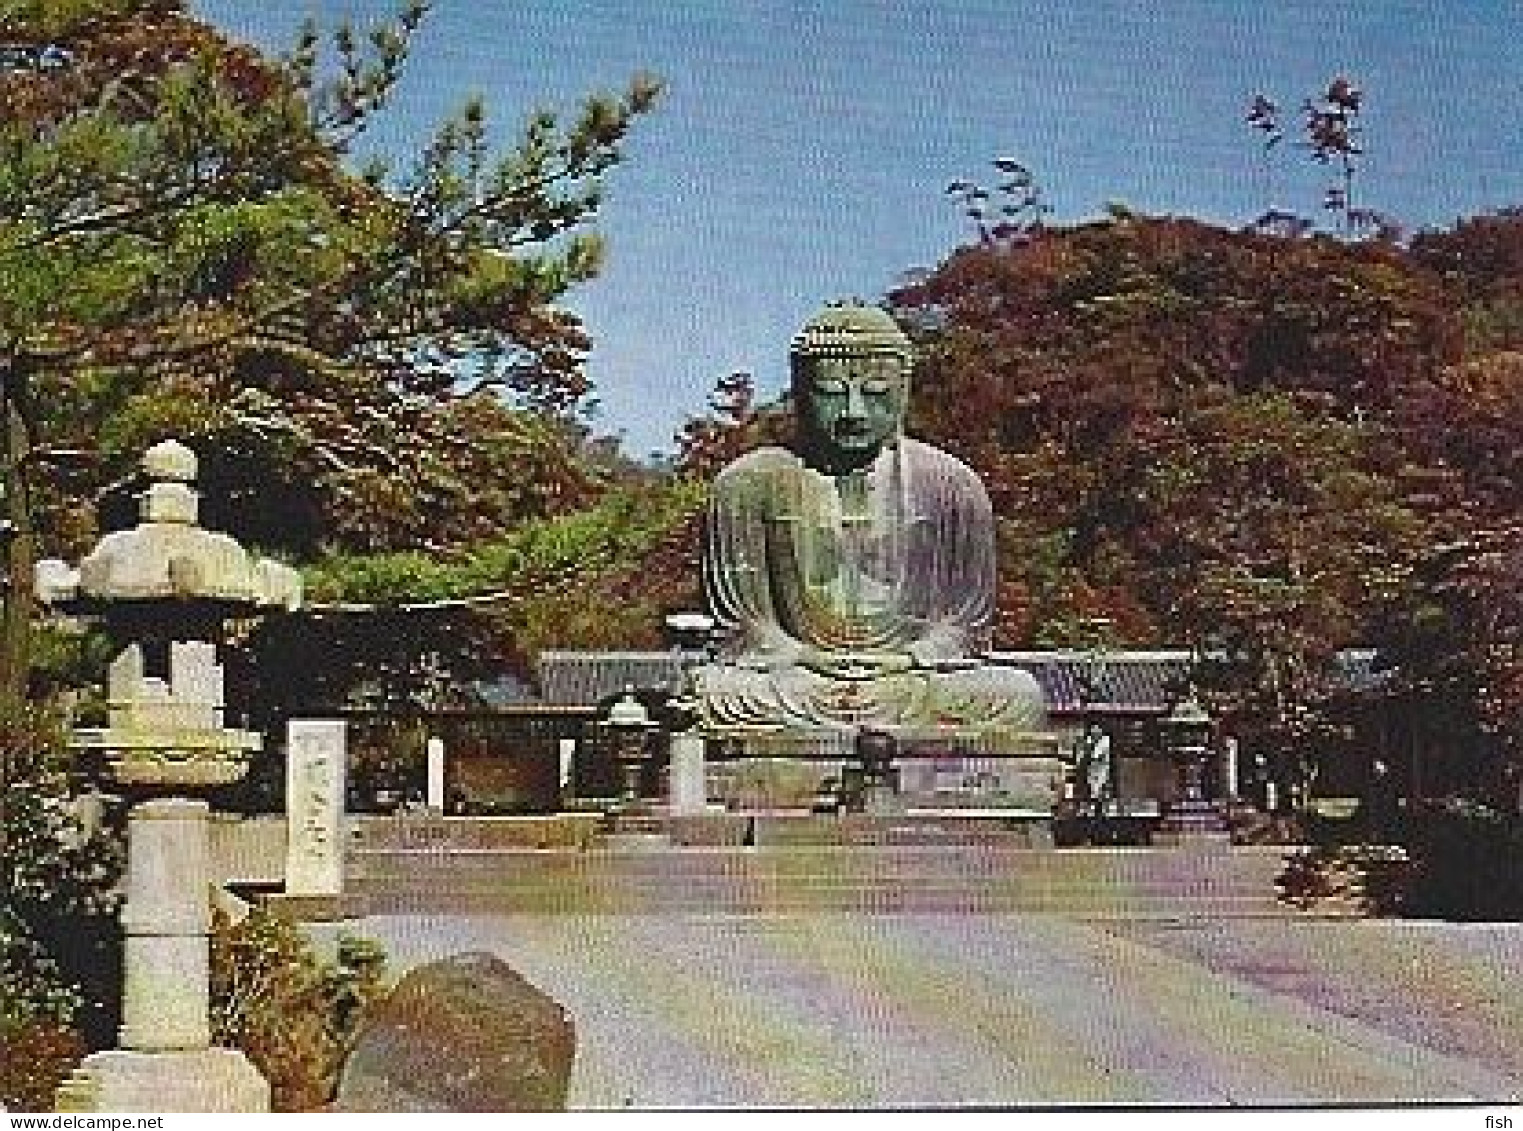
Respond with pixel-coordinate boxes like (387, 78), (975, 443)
(42, 439), (300, 1113)
(604, 687), (656, 808)
(1159, 688), (1226, 837)
(599, 687), (665, 846)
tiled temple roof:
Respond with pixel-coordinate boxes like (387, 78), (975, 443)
(990, 651), (1195, 714)
(536, 650), (695, 708)
(531, 648), (1387, 714)
(467, 673), (540, 707)
(534, 648), (1197, 714)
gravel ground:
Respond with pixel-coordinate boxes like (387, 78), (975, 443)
(1094, 918), (1523, 1084)
(344, 911), (1523, 1109)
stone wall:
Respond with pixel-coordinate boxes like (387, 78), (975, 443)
(208, 815), (288, 885)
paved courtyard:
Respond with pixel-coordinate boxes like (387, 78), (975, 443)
(351, 910), (1523, 1109)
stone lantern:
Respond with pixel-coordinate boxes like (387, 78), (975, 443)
(41, 439), (300, 1113)
(599, 687), (664, 846)
(604, 687), (657, 808)
(1158, 688), (1227, 838)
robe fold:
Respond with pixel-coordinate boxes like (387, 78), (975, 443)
(696, 438), (1043, 735)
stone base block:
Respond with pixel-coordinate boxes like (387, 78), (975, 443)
(663, 811), (752, 846)
(1156, 800), (1231, 846)
(55, 1048), (269, 1113)
(260, 891), (370, 922)
(992, 757), (1064, 812)
(861, 784), (905, 816)
(1154, 828), (1235, 850)
(602, 831), (674, 852)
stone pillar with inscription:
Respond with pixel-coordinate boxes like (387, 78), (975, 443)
(284, 720), (347, 899)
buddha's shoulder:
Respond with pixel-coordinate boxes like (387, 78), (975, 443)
(713, 445), (803, 486)
(900, 437), (985, 490)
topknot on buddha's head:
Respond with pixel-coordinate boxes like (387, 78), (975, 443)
(789, 299), (913, 365)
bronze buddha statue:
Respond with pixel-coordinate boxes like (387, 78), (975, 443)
(695, 301), (1046, 750)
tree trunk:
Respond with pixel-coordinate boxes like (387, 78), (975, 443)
(1, 364), (35, 718)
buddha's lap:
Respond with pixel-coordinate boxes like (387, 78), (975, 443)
(695, 659), (1042, 727)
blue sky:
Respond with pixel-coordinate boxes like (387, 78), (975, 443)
(195, 1), (1522, 456)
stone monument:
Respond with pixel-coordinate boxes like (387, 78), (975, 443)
(41, 438), (301, 1113)
(284, 719), (347, 899)
(695, 301), (1059, 809)
(425, 735), (447, 810)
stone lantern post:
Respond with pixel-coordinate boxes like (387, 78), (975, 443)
(39, 439), (301, 1113)
(663, 611), (720, 816)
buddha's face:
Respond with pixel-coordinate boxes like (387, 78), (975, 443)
(797, 353), (908, 468)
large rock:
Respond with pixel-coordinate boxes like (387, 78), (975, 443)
(336, 952), (575, 1112)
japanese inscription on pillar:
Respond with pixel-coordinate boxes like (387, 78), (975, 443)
(284, 720), (347, 897)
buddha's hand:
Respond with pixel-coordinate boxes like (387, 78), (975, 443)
(803, 650), (914, 681)
(739, 649), (800, 672)
(911, 655), (980, 673)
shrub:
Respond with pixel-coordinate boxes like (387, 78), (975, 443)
(1400, 800), (1523, 920)
(1, 702), (124, 1108)
(1275, 843), (1412, 915)
(0, 910), (88, 1111)
(0, 1017), (87, 1113)
(723, 758), (825, 809)
(210, 907), (389, 1112)
(1276, 799), (1523, 920)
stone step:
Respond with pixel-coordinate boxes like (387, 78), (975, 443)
(350, 814), (1055, 851)
(350, 846), (1279, 882)
(354, 887), (1290, 917)
(350, 844), (1285, 880)
(350, 872), (1283, 896)
(350, 867), (1278, 894)
(346, 845), (1298, 918)
(348, 861), (1285, 889)
(750, 816), (1052, 848)
(349, 873), (1293, 913)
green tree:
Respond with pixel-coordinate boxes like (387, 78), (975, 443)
(1365, 526), (1522, 810)
(944, 157), (1050, 248)
(0, 0), (660, 709)
(1409, 208), (1523, 353)
(242, 478), (708, 718)
(673, 370), (790, 481)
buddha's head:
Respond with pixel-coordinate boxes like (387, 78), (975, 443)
(791, 298), (907, 471)
(789, 301), (913, 472)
